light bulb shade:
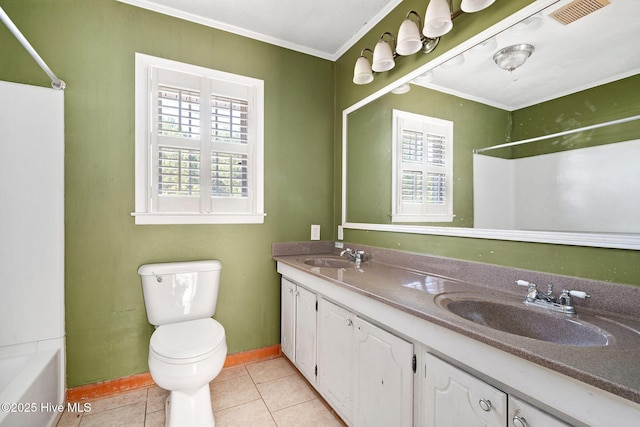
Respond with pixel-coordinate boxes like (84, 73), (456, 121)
(391, 83), (411, 94)
(372, 39), (395, 72)
(353, 55), (374, 85)
(423, 0), (453, 38)
(493, 44), (535, 72)
(396, 18), (423, 56)
(461, 0), (496, 13)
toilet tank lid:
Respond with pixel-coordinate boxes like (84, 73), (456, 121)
(138, 260), (221, 276)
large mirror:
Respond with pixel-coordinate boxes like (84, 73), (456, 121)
(342, 0), (640, 249)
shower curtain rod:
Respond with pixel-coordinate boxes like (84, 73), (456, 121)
(474, 114), (640, 154)
(0, 6), (66, 90)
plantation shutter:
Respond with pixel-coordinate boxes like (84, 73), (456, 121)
(393, 110), (453, 222)
(149, 67), (256, 214)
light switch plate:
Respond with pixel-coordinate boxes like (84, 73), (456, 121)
(311, 224), (320, 240)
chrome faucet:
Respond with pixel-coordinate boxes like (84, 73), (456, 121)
(515, 280), (590, 314)
(340, 248), (366, 268)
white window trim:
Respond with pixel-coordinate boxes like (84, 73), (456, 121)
(391, 109), (454, 223)
(133, 53), (265, 225)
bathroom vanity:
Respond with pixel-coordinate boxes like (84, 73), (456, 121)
(273, 242), (640, 427)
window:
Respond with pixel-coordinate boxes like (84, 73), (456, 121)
(133, 53), (264, 224)
(392, 110), (453, 223)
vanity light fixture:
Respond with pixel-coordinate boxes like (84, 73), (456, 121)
(353, 48), (374, 84)
(391, 83), (411, 94)
(493, 44), (535, 72)
(461, 0), (496, 13)
(397, 11), (440, 56)
(372, 32), (396, 72)
(352, 0), (495, 85)
(423, 0), (454, 38)
(412, 70), (434, 85)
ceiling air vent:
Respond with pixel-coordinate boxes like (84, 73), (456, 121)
(550, 0), (610, 25)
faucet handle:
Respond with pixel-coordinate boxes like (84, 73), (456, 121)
(558, 289), (591, 309)
(515, 280), (537, 291)
(568, 290), (590, 299)
(516, 280), (539, 302)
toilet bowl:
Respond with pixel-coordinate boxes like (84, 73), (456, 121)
(149, 318), (227, 427)
(138, 260), (227, 427)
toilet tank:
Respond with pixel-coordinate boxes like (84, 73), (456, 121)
(137, 260), (222, 326)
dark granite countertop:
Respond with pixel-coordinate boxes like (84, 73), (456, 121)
(272, 241), (640, 405)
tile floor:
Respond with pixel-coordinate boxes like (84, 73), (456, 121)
(56, 357), (345, 427)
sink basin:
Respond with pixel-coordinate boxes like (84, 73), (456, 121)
(304, 256), (354, 268)
(436, 295), (612, 347)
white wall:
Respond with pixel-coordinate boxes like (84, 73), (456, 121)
(474, 140), (640, 233)
(473, 154), (515, 229)
(0, 81), (64, 347)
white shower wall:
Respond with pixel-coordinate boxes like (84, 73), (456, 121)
(0, 80), (64, 348)
(474, 140), (640, 233)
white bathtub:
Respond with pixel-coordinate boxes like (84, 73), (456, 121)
(0, 340), (65, 427)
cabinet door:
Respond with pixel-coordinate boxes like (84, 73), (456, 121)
(281, 279), (296, 361)
(295, 285), (317, 382)
(423, 353), (507, 427)
(353, 317), (413, 427)
(508, 396), (571, 427)
(318, 298), (354, 422)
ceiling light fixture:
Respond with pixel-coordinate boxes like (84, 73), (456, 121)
(493, 44), (535, 72)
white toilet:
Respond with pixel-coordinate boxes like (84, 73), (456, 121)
(138, 260), (227, 427)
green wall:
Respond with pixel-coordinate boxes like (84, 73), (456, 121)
(510, 75), (640, 157)
(0, 0), (335, 387)
(334, 0), (640, 287)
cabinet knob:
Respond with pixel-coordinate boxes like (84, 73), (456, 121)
(478, 399), (492, 412)
(512, 415), (527, 427)
(288, 288), (293, 293)
(346, 318), (353, 326)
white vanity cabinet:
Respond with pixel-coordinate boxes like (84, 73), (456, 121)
(508, 396), (571, 427)
(285, 286), (414, 427)
(422, 353), (570, 427)
(317, 298), (354, 420)
(280, 278), (317, 383)
(352, 315), (413, 427)
(423, 352), (507, 426)
(317, 297), (414, 426)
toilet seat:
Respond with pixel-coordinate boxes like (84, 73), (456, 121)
(150, 318), (225, 364)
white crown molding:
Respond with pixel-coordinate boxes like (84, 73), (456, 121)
(117, 0), (402, 61)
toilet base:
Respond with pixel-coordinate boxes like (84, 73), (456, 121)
(165, 385), (215, 427)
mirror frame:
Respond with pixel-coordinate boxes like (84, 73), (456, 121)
(341, 0), (640, 250)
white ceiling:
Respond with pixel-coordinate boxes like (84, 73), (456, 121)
(116, 0), (402, 60)
(415, 0), (640, 110)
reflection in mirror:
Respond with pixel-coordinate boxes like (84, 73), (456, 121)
(343, 0), (640, 249)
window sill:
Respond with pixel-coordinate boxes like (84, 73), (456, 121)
(391, 214), (454, 223)
(131, 212), (266, 225)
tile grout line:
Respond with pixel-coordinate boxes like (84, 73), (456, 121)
(60, 357), (344, 426)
